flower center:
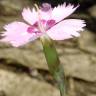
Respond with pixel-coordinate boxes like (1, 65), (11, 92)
(46, 20), (56, 29)
(27, 19), (56, 34)
(27, 26), (36, 33)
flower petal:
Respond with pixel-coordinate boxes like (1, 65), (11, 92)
(52, 3), (79, 22)
(47, 19), (86, 40)
(22, 8), (38, 25)
(39, 10), (52, 20)
(1, 22), (41, 47)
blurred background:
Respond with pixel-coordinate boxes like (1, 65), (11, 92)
(0, 0), (96, 96)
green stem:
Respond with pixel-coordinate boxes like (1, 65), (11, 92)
(40, 35), (66, 96)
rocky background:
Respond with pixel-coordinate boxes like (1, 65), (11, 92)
(0, 0), (96, 96)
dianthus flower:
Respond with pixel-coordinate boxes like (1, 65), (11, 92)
(0, 3), (86, 47)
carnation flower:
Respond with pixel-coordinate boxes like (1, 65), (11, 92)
(0, 3), (86, 47)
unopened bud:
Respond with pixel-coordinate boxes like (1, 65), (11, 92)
(41, 3), (51, 12)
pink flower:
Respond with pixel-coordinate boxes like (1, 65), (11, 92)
(0, 3), (86, 47)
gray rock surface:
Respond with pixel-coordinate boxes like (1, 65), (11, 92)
(88, 5), (96, 18)
(0, 69), (59, 96)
